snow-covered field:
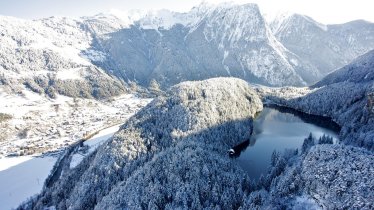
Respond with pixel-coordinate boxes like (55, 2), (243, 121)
(0, 123), (123, 210)
(0, 156), (57, 210)
(0, 155), (33, 171)
(0, 93), (150, 210)
(0, 89), (152, 158)
(69, 124), (121, 169)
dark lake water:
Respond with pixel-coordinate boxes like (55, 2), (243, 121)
(236, 105), (340, 180)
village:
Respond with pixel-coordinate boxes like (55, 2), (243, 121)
(0, 92), (151, 158)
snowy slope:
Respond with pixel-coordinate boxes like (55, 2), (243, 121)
(90, 3), (308, 87)
(21, 75), (374, 209)
(0, 15), (125, 99)
(271, 13), (374, 81)
(0, 94), (151, 209)
(2, 3), (373, 91)
(313, 49), (374, 86)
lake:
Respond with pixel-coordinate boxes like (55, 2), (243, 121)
(235, 105), (340, 180)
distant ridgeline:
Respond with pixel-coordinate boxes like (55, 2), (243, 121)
(1, 3), (374, 98)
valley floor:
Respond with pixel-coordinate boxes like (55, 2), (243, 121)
(0, 90), (152, 210)
(0, 123), (122, 210)
(0, 90), (152, 158)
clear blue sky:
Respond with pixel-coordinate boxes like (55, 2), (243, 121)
(0, 0), (373, 24)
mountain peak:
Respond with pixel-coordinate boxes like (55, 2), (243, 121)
(137, 2), (261, 30)
(271, 12), (327, 34)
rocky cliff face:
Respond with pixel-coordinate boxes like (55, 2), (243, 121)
(89, 3), (308, 87)
(83, 3), (374, 88)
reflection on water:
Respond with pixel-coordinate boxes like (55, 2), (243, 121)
(236, 105), (339, 180)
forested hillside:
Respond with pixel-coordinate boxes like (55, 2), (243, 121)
(23, 78), (263, 209)
(20, 73), (374, 209)
(262, 50), (374, 151)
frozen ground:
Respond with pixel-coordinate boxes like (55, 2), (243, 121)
(0, 89), (152, 158)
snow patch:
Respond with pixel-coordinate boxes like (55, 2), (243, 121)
(81, 49), (107, 62)
(290, 58), (299, 66)
(70, 124), (121, 169)
(55, 68), (83, 80)
(292, 195), (321, 209)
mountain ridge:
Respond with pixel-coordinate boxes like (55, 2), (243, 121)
(87, 3), (310, 87)
(272, 12), (374, 78)
(1, 2), (374, 98)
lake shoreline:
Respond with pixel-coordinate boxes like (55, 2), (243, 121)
(235, 106), (340, 180)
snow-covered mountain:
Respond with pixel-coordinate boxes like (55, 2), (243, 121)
(0, 2), (328, 96)
(79, 3), (374, 87)
(0, 15), (126, 99)
(89, 3), (309, 87)
(4, 4), (374, 209)
(1, 2), (374, 95)
(272, 13), (374, 82)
